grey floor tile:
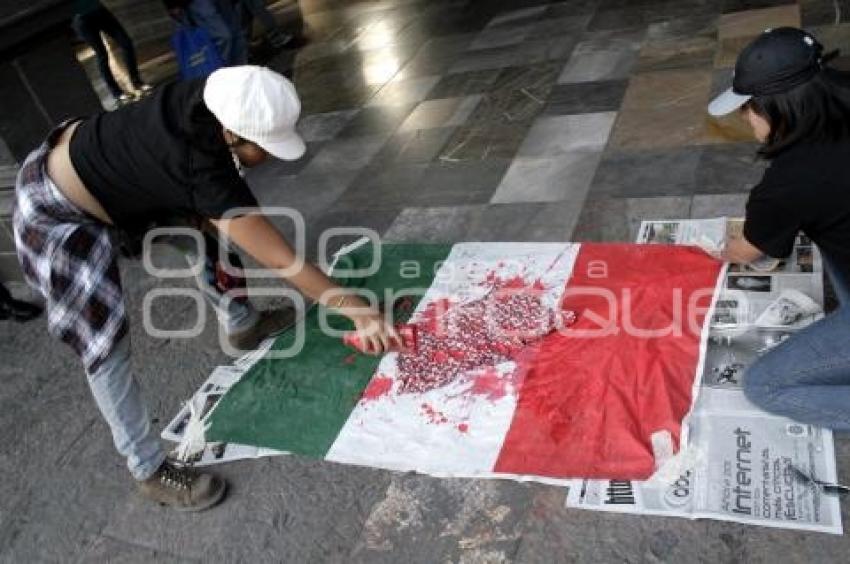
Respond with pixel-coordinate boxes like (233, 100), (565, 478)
(571, 195), (694, 241)
(399, 95), (483, 131)
(647, 14), (719, 41)
(448, 44), (524, 74)
(300, 134), (390, 175)
(487, 5), (549, 28)
(589, 146), (703, 198)
(337, 104), (416, 138)
(337, 159), (508, 211)
(691, 193), (750, 218)
(383, 205), (474, 242)
(297, 110), (359, 142)
(695, 143), (767, 194)
(439, 120), (533, 162)
(250, 170), (360, 221)
(517, 112), (617, 157)
(491, 151), (603, 204)
(426, 69), (503, 100)
(384, 201), (583, 243)
(469, 24), (533, 50)
(333, 163), (430, 210)
(372, 127), (456, 165)
(543, 80), (629, 115)
(467, 62), (562, 124)
(365, 75), (441, 107)
(529, 15), (592, 38)
(557, 48), (639, 83)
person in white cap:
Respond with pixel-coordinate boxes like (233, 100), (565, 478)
(707, 28), (850, 430)
(12, 65), (400, 511)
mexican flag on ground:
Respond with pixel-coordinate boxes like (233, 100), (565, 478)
(206, 242), (724, 482)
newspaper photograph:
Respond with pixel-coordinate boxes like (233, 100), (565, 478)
(569, 218), (842, 534)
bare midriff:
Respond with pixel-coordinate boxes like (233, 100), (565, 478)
(45, 121), (114, 225)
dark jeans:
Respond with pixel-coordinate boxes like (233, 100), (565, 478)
(744, 257), (850, 430)
(73, 7), (143, 98)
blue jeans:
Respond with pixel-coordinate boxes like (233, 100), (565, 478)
(744, 257), (850, 430)
(188, 0), (248, 66)
(87, 247), (257, 480)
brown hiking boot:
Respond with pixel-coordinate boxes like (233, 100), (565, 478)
(138, 461), (227, 512)
(228, 307), (296, 351)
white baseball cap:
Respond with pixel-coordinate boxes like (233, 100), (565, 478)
(203, 65), (306, 161)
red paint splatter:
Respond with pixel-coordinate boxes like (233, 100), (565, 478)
(469, 368), (509, 401)
(421, 402), (449, 424)
(361, 375), (393, 401)
(457, 423), (469, 433)
(343, 354), (357, 365)
(396, 280), (577, 395)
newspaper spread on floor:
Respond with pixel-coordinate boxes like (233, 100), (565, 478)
(567, 217), (843, 535)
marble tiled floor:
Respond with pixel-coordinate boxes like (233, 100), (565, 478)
(5, 0), (850, 561)
(242, 0), (850, 249)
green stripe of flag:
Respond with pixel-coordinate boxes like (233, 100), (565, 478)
(206, 243), (452, 457)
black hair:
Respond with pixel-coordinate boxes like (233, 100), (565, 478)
(749, 64), (850, 158)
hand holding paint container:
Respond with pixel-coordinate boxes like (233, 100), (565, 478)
(343, 324), (418, 354)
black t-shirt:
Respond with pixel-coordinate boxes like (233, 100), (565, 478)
(69, 79), (258, 234)
(744, 142), (850, 280)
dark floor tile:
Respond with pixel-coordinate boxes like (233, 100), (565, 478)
(468, 62), (563, 124)
(722, 0), (798, 14)
(338, 158), (510, 211)
(395, 33), (476, 78)
(546, 0), (601, 18)
(529, 15), (592, 38)
(542, 80), (629, 115)
(384, 201), (583, 243)
(426, 69), (503, 100)
(336, 104), (416, 138)
(332, 163), (430, 210)
(646, 14), (719, 41)
(635, 36), (717, 72)
(486, 5), (549, 29)
(800, 0), (850, 26)
(589, 146), (703, 198)
(371, 127), (456, 165)
(439, 120), (534, 162)
(695, 143), (767, 194)
(412, 158), (511, 206)
(571, 195), (694, 241)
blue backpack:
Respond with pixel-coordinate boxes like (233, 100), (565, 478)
(172, 21), (223, 80)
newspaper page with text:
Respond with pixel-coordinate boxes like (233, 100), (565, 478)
(567, 218), (842, 534)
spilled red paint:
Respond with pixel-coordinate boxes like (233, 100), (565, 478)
(457, 423), (469, 433)
(396, 278), (577, 396)
(360, 375), (393, 401)
(421, 402), (449, 424)
(468, 368), (509, 401)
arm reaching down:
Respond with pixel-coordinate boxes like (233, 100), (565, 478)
(210, 213), (400, 353)
(722, 234), (767, 265)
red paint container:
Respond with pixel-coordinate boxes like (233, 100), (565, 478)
(343, 324), (418, 354)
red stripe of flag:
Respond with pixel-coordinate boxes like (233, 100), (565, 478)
(494, 243), (723, 480)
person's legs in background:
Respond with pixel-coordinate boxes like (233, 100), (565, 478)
(72, 11), (126, 101)
(744, 255), (850, 429)
(188, 0), (247, 66)
(238, 0), (292, 48)
(94, 6), (152, 94)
